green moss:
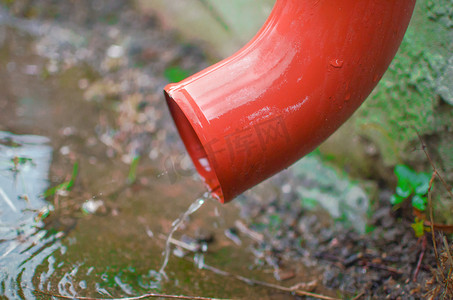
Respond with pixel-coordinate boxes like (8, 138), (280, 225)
(355, 0), (453, 165)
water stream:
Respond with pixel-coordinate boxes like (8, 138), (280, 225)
(158, 195), (207, 277)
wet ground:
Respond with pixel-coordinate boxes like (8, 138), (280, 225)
(0, 2), (336, 299)
(0, 1), (451, 300)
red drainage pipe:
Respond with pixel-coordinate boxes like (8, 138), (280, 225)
(164, 0), (416, 203)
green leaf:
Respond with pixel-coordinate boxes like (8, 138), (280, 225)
(127, 156), (140, 184)
(164, 67), (190, 83)
(411, 218), (425, 238)
(365, 224), (376, 234)
(390, 194), (404, 205)
(396, 184), (412, 198)
(301, 197), (318, 209)
(66, 162), (79, 190)
(414, 172), (430, 195)
(395, 164), (418, 183)
(393, 165), (431, 206)
(394, 164), (416, 197)
(412, 194), (427, 211)
(43, 162), (78, 197)
(269, 214), (282, 228)
(43, 182), (69, 197)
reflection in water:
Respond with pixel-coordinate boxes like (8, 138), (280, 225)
(0, 131), (56, 299)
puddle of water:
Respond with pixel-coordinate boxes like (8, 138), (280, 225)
(0, 132), (56, 299)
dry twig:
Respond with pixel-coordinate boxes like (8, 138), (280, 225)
(33, 289), (231, 300)
(234, 220), (264, 243)
(413, 235), (427, 281)
(416, 132), (453, 299)
(365, 262), (402, 275)
(203, 264), (338, 300)
(351, 291), (365, 300)
(443, 236), (453, 295)
(443, 237), (453, 268)
(427, 170), (443, 275)
(415, 131), (452, 198)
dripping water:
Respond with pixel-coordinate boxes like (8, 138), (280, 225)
(158, 192), (212, 277)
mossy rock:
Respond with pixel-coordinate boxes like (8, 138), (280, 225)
(354, 0), (453, 178)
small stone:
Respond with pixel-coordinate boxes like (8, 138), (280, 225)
(276, 268), (296, 281)
(107, 45), (124, 58)
(82, 199), (105, 214)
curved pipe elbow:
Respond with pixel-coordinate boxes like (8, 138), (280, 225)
(165, 0), (416, 203)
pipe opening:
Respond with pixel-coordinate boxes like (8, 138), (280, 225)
(164, 90), (224, 203)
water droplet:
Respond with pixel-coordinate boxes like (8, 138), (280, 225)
(330, 59), (344, 68)
(345, 93), (351, 101)
(79, 280), (87, 289)
(373, 74), (379, 82)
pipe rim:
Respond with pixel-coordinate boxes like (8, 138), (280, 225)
(164, 89), (225, 203)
